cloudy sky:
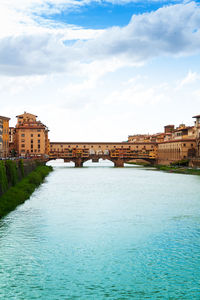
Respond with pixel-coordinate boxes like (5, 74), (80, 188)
(0, 0), (200, 141)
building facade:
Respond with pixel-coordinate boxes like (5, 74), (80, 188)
(128, 116), (200, 165)
(9, 127), (15, 156)
(0, 116), (10, 158)
(157, 139), (196, 165)
(193, 115), (200, 157)
(14, 112), (49, 157)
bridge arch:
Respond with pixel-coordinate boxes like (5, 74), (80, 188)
(83, 158), (114, 167)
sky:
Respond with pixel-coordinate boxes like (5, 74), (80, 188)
(0, 0), (200, 142)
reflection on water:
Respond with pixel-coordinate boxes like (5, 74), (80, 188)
(0, 162), (200, 299)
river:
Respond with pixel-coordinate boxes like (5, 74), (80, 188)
(0, 160), (200, 299)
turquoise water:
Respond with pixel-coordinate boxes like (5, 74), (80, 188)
(0, 161), (200, 299)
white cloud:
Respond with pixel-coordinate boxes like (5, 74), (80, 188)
(0, 2), (200, 76)
(177, 70), (200, 88)
(0, 0), (200, 142)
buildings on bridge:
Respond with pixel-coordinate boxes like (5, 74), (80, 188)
(49, 141), (157, 160)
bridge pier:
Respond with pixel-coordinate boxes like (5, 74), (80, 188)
(114, 159), (124, 167)
(74, 158), (83, 168)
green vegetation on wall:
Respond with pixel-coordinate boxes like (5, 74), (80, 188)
(18, 159), (25, 177)
(0, 165), (52, 218)
(0, 161), (8, 195)
(5, 160), (19, 186)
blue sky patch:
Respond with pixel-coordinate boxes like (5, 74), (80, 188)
(39, 1), (184, 29)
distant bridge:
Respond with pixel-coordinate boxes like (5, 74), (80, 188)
(49, 142), (157, 167)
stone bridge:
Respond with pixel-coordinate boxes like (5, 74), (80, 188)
(49, 142), (157, 167)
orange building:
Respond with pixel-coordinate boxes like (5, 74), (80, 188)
(0, 115), (10, 158)
(14, 112), (49, 158)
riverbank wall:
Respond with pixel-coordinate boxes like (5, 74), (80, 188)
(0, 159), (52, 218)
(189, 158), (200, 168)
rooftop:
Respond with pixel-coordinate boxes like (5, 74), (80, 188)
(16, 112), (38, 118)
(0, 115), (10, 120)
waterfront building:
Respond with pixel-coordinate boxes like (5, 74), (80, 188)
(9, 127), (15, 156)
(193, 115), (200, 157)
(128, 117), (199, 165)
(14, 112), (49, 157)
(157, 123), (196, 165)
(171, 124), (196, 140)
(9, 127), (15, 144)
(0, 116), (10, 158)
(157, 139), (196, 165)
(164, 125), (174, 134)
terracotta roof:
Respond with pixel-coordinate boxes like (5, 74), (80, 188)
(0, 115), (10, 120)
(175, 126), (193, 131)
(159, 138), (195, 144)
(16, 112), (38, 118)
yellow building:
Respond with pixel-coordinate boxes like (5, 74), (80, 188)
(14, 112), (49, 157)
(0, 115), (10, 158)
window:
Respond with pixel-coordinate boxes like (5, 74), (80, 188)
(31, 134), (33, 137)
(38, 134), (40, 137)
(38, 140), (40, 143)
(38, 144), (40, 149)
(21, 144), (25, 148)
(21, 134), (25, 137)
(37, 129), (41, 132)
(31, 139), (33, 143)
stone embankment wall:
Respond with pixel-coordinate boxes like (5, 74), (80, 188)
(189, 158), (200, 168)
(0, 159), (46, 196)
(0, 159), (52, 218)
